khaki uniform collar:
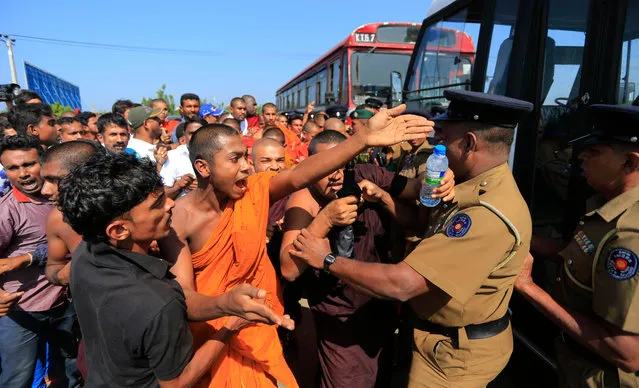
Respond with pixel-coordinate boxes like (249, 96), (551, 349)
(454, 163), (511, 209)
(413, 141), (433, 154)
(591, 184), (639, 222)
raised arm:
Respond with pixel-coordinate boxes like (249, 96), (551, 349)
(269, 105), (433, 203)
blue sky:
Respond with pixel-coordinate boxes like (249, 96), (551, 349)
(1, 0), (431, 111)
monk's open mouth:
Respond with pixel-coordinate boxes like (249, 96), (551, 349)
(235, 179), (248, 190)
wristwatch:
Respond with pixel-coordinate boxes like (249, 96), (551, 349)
(323, 253), (337, 273)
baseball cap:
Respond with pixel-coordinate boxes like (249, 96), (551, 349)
(128, 106), (162, 129)
(199, 104), (225, 118)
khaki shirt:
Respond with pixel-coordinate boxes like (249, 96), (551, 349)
(558, 184), (639, 334)
(404, 163), (532, 327)
(390, 142), (412, 166)
(398, 141), (434, 179)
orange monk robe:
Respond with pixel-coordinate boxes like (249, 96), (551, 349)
(277, 124), (301, 168)
(189, 172), (298, 388)
(292, 142), (309, 164)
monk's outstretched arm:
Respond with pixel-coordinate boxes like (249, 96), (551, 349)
(269, 104), (434, 203)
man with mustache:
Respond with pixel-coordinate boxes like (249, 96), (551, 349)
(290, 90), (534, 387)
(96, 113), (130, 154)
(0, 135), (80, 387)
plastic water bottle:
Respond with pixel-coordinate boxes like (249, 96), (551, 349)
(420, 144), (448, 207)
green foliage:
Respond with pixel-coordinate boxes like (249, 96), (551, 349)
(141, 84), (178, 115)
(51, 102), (72, 117)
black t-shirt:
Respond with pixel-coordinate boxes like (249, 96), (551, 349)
(70, 241), (193, 387)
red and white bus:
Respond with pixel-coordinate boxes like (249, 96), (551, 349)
(276, 22), (420, 113)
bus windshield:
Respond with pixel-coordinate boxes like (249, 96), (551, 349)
(405, 7), (481, 109)
(351, 51), (411, 106)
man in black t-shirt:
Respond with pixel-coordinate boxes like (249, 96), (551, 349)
(58, 153), (293, 387)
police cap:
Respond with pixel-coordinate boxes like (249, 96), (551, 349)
(349, 109), (374, 120)
(364, 98), (384, 110)
(569, 104), (639, 146)
(325, 104), (349, 120)
(434, 90), (533, 129)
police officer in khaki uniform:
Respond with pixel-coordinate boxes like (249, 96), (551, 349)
(516, 104), (639, 387)
(289, 90), (534, 387)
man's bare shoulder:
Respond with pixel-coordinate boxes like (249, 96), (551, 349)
(47, 208), (81, 252)
(286, 188), (321, 217)
(46, 208), (71, 237)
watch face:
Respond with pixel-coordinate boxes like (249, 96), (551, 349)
(324, 254), (336, 272)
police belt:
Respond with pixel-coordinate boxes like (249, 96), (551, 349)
(413, 314), (510, 340)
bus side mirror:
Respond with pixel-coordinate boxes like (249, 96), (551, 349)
(390, 71), (402, 107)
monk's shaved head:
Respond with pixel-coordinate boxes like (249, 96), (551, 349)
(301, 121), (322, 143)
(189, 124), (240, 165)
(262, 103), (276, 112)
(252, 138), (286, 173)
(252, 138), (284, 160)
(325, 118), (346, 134)
(222, 118), (241, 133)
(309, 130), (347, 156)
(262, 126), (286, 146)
(41, 140), (104, 172)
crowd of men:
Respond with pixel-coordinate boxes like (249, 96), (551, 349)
(0, 87), (637, 388)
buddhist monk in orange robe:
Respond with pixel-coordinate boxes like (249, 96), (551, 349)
(168, 106), (433, 387)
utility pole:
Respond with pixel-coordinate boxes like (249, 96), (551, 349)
(1, 34), (18, 84)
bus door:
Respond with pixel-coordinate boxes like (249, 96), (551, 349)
(531, 0), (595, 246)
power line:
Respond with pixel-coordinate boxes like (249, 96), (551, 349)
(5, 33), (318, 59)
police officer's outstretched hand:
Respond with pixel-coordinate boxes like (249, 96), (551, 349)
(320, 196), (359, 227)
(514, 253), (535, 292)
(365, 104), (433, 147)
(291, 229), (332, 270)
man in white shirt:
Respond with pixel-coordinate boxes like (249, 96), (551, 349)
(229, 97), (248, 135)
(125, 106), (166, 170)
(160, 120), (203, 199)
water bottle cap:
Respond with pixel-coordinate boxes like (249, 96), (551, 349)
(434, 144), (446, 156)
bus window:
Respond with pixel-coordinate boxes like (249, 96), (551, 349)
(483, 0), (520, 95)
(617, 1), (639, 105)
(406, 2), (481, 110)
(534, 0), (591, 240)
(377, 25), (420, 44)
(541, 1), (590, 108)
(318, 70), (327, 104)
(306, 76), (316, 106)
(351, 52), (411, 106)
(342, 52), (348, 103)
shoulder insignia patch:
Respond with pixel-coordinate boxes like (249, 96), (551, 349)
(606, 248), (639, 280)
(446, 213), (472, 238)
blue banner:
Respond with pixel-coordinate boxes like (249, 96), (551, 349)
(24, 62), (81, 110)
